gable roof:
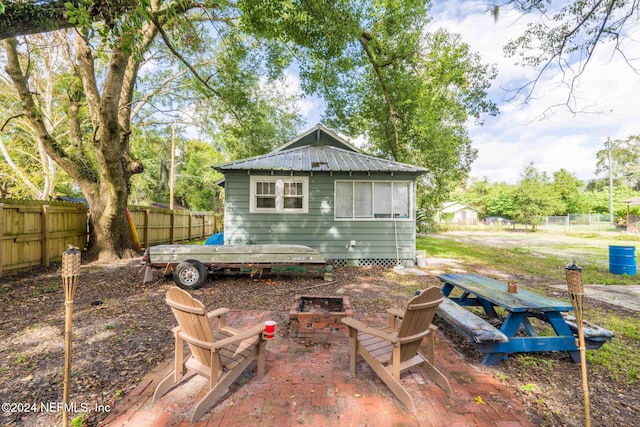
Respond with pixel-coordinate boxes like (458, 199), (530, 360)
(215, 144), (426, 173)
(214, 124), (426, 174)
(271, 124), (362, 153)
(441, 202), (478, 213)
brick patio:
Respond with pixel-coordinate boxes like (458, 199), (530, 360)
(101, 310), (534, 427)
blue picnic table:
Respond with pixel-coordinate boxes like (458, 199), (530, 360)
(437, 273), (612, 366)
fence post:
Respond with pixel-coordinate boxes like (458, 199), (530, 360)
(170, 210), (176, 244)
(42, 205), (50, 266)
(188, 213), (193, 241)
(144, 209), (150, 249)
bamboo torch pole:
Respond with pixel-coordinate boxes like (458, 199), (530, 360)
(565, 262), (590, 427)
(61, 247), (81, 426)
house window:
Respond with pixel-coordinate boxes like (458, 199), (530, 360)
(250, 176), (308, 213)
(335, 181), (411, 220)
(256, 181), (276, 208)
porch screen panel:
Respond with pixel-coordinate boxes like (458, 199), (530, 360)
(394, 183), (410, 218)
(354, 182), (372, 218)
(373, 182), (392, 218)
(335, 182), (353, 218)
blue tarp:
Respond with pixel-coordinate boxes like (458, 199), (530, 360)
(204, 232), (224, 245)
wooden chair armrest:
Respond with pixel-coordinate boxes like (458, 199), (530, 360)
(341, 317), (399, 342)
(177, 331), (215, 350)
(386, 308), (404, 319)
(212, 324), (266, 349)
(206, 307), (230, 319)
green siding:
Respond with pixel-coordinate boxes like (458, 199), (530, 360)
(223, 171), (417, 263)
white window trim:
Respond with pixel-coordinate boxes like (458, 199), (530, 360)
(250, 176), (309, 214)
(334, 180), (413, 221)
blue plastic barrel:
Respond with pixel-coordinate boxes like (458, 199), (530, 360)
(608, 245), (636, 275)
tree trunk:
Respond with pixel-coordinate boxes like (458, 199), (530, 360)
(3, 34), (140, 261)
(81, 183), (133, 261)
(74, 34), (137, 261)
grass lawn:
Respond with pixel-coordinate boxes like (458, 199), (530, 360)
(417, 231), (640, 384)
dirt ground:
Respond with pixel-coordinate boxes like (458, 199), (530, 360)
(1, 258), (639, 426)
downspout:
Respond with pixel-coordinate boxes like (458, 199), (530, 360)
(393, 217), (402, 269)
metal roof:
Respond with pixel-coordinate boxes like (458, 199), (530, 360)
(441, 202), (478, 213)
(214, 144), (427, 174)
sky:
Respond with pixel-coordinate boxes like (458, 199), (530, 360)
(295, 1), (640, 184)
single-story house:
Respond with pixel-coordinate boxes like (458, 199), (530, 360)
(213, 124), (427, 267)
(438, 202), (479, 224)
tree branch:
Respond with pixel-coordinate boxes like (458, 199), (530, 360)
(358, 34), (400, 160)
(149, 13), (247, 127)
(0, 0), (140, 40)
(1, 113), (25, 131)
(3, 37), (95, 183)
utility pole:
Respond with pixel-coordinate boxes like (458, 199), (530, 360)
(170, 122), (176, 210)
(607, 137), (614, 226)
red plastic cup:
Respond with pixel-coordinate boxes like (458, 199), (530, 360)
(264, 320), (276, 339)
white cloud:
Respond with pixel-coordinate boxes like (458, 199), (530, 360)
(283, 68), (326, 127)
(429, 1), (640, 184)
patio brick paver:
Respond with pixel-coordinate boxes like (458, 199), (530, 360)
(101, 310), (535, 427)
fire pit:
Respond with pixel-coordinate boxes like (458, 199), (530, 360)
(289, 295), (352, 338)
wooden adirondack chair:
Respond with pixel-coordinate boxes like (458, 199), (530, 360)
(153, 287), (266, 423)
(341, 287), (451, 414)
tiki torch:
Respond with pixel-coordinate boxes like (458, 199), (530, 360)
(61, 246), (81, 426)
(565, 262), (590, 427)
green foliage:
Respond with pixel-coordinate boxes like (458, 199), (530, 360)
(64, 2), (92, 27)
(587, 333), (640, 384)
(517, 354), (556, 370)
(174, 140), (225, 211)
(241, 0), (498, 217)
(13, 354), (27, 365)
(70, 413), (86, 427)
(595, 136), (640, 190)
(519, 383), (538, 393)
(456, 161), (640, 224)
(416, 208), (436, 233)
(511, 163), (563, 227)
(552, 169), (590, 214)
(0, 33), (86, 200)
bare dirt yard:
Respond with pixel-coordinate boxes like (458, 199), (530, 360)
(1, 254), (638, 426)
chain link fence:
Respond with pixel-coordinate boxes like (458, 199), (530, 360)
(542, 214), (615, 231)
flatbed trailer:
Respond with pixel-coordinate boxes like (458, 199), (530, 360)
(141, 244), (332, 289)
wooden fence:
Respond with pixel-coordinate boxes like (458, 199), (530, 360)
(126, 205), (221, 248)
(0, 199), (221, 276)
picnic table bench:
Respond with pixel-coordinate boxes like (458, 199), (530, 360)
(436, 273), (613, 366)
(437, 298), (508, 349)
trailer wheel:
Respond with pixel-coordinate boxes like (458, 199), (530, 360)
(174, 260), (208, 290)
